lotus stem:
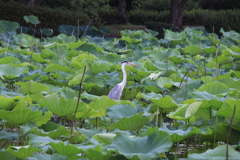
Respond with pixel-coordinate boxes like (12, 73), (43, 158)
(155, 107), (159, 127)
(159, 108), (163, 127)
(226, 105), (236, 160)
(69, 65), (87, 144)
(175, 67), (191, 101)
(96, 117), (98, 129)
(215, 44), (220, 79)
(213, 108), (217, 147)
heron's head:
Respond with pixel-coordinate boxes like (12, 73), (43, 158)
(122, 61), (138, 67)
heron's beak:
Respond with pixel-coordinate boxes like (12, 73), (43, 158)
(128, 62), (138, 66)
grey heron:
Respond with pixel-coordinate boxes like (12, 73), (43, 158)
(108, 61), (138, 100)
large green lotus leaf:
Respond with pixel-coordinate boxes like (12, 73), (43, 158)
(29, 134), (61, 149)
(201, 99), (223, 110)
(150, 96), (178, 110)
(0, 150), (16, 160)
(198, 81), (231, 95)
(208, 33), (220, 45)
(0, 64), (28, 79)
(159, 126), (212, 143)
(44, 64), (73, 73)
(108, 130), (172, 160)
(205, 123), (240, 144)
(0, 56), (20, 64)
(90, 62), (111, 74)
(0, 47), (8, 53)
(217, 98), (240, 121)
(39, 93), (77, 117)
(40, 49), (56, 58)
(7, 146), (41, 160)
(47, 126), (69, 139)
(0, 108), (42, 125)
(0, 96), (16, 110)
(202, 45), (217, 54)
(157, 77), (174, 88)
(93, 133), (116, 145)
(24, 123), (69, 138)
(16, 80), (49, 95)
(89, 96), (118, 117)
(68, 73), (90, 86)
(142, 61), (158, 71)
(107, 104), (139, 122)
(149, 49), (168, 62)
(136, 92), (163, 100)
(71, 53), (98, 69)
(84, 145), (124, 160)
(24, 15), (40, 24)
(226, 79), (240, 90)
(0, 20), (20, 32)
(121, 36), (142, 43)
(58, 87), (78, 100)
(164, 29), (186, 41)
(201, 76), (213, 83)
(0, 130), (18, 141)
(188, 144), (240, 160)
(108, 113), (149, 132)
(184, 45), (201, 56)
(74, 102), (96, 119)
(49, 142), (82, 156)
(221, 28), (240, 44)
(169, 102), (202, 120)
(33, 111), (52, 126)
(154, 61), (175, 71)
(31, 53), (50, 63)
(20, 33), (40, 47)
(216, 54), (232, 65)
(25, 152), (67, 160)
(81, 91), (100, 100)
(191, 89), (226, 101)
(67, 40), (86, 49)
(57, 34), (76, 43)
(168, 55), (184, 63)
(77, 128), (104, 138)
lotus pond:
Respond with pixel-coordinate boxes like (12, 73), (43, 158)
(0, 16), (240, 160)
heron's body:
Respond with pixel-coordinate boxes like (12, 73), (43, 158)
(108, 61), (137, 100)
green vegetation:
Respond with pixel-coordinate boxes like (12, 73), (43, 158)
(1, 0), (240, 35)
(0, 17), (240, 159)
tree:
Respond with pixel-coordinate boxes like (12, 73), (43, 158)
(118, 0), (127, 24)
(170, 0), (189, 30)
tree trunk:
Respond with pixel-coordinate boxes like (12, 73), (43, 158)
(118, 0), (127, 24)
(170, 0), (189, 30)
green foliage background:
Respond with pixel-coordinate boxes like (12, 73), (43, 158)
(0, 16), (240, 159)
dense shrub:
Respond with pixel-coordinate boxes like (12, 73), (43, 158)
(200, 0), (240, 10)
(128, 9), (170, 25)
(129, 8), (240, 35)
(97, 6), (118, 25)
(131, 0), (199, 11)
(183, 9), (240, 34)
(0, 1), (90, 34)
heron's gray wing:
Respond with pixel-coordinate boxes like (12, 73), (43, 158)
(108, 84), (123, 100)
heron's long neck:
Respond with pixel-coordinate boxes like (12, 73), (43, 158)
(121, 64), (127, 86)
